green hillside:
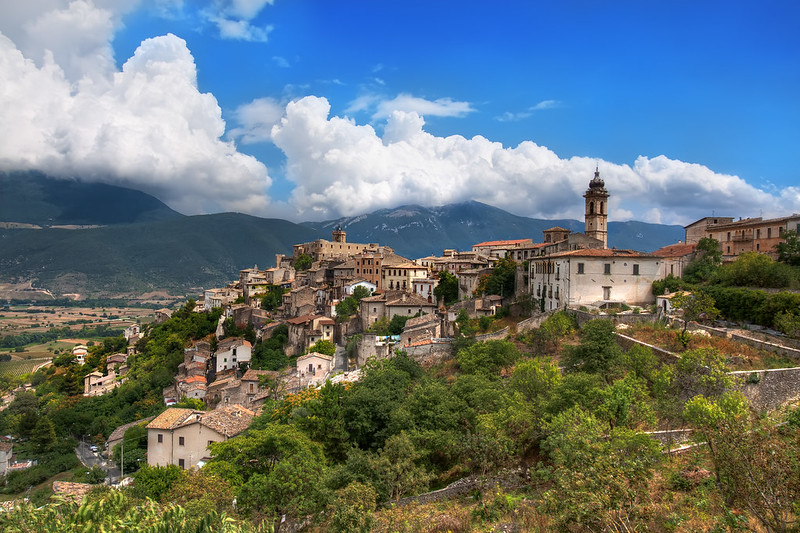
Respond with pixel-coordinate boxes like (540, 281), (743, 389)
(0, 213), (320, 296)
(0, 170), (183, 225)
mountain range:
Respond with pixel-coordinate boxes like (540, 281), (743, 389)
(0, 171), (684, 297)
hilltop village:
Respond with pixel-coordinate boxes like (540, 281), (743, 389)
(92, 168), (798, 471)
(2, 168), (800, 531)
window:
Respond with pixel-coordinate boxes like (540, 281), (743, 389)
(178, 459), (185, 469)
(604, 263), (611, 275)
(756, 243), (760, 251)
(603, 286), (611, 300)
(157, 434), (163, 443)
(727, 232), (731, 240)
(633, 264), (639, 275)
(208, 440), (214, 447)
(179, 436), (184, 446)
(577, 263), (584, 274)
(756, 229), (761, 239)
(768, 228), (772, 238)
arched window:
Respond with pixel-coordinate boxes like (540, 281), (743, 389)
(589, 202), (594, 214)
(600, 201), (604, 214)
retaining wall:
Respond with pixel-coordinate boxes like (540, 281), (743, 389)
(615, 333), (679, 363)
(403, 342), (453, 367)
(474, 327), (510, 342)
(568, 308), (659, 328)
(730, 334), (800, 360)
(733, 367), (800, 411)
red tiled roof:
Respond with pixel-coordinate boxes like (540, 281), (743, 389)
(182, 375), (207, 384)
(541, 248), (651, 258)
(543, 226), (570, 232)
(473, 238), (532, 248)
(286, 314), (322, 325)
(241, 369), (278, 381)
(297, 352), (333, 362)
(651, 243), (697, 257)
(146, 409), (201, 430)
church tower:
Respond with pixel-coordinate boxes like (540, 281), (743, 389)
(332, 224), (346, 243)
(584, 166), (609, 248)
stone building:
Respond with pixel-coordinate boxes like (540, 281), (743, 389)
(684, 214), (800, 261)
(146, 405), (254, 470)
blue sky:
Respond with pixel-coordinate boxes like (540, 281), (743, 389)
(1, 1), (798, 224)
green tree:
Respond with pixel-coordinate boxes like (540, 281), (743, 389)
(684, 236), (721, 282)
(260, 284), (287, 311)
(208, 423), (328, 526)
(31, 415), (56, 452)
(327, 481), (378, 533)
(562, 319), (622, 378)
(456, 339), (522, 376)
(351, 285), (372, 300)
(474, 257), (517, 297)
(539, 406), (661, 530)
(670, 290), (719, 347)
(307, 339), (336, 356)
(433, 270), (459, 305)
(374, 432), (431, 501)
(294, 253), (313, 271)
(131, 464), (185, 501)
(776, 229), (800, 266)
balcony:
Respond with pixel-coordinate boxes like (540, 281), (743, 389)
(731, 234), (752, 242)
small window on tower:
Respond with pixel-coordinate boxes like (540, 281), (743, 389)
(604, 263), (611, 275)
(633, 264), (639, 275)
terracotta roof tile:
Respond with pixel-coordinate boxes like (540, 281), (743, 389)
(297, 352), (333, 362)
(200, 405), (254, 437)
(107, 416), (155, 444)
(146, 408), (201, 430)
(473, 238), (532, 247)
(541, 248), (651, 258)
(241, 369), (278, 381)
(52, 482), (93, 504)
(651, 243), (696, 257)
(286, 314), (321, 325)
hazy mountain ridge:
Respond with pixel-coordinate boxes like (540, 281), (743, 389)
(303, 201), (683, 257)
(1, 176), (684, 297)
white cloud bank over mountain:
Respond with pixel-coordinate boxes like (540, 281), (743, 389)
(1, 1), (798, 224)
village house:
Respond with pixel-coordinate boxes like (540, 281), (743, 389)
(529, 248), (661, 311)
(297, 352), (334, 388)
(214, 337), (252, 373)
(72, 345), (88, 365)
(359, 291), (438, 331)
(105, 353), (128, 375)
(400, 313), (443, 347)
(205, 369), (277, 409)
(412, 277), (438, 303)
(0, 441), (12, 477)
(456, 268), (493, 301)
(203, 287), (241, 311)
(343, 279), (377, 296)
(84, 368), (124, 396)
(285, 314), (336, 356)
(154, 308), (173, 324)
(684, 214), (800, 261)
(282, 285), (316, 318)
(382, 262), (429, 292)
(652, 242), (697, 279)
(177, 375), (207, 400)
(146, 405), (254, 470)
(472, 238), (534, 259)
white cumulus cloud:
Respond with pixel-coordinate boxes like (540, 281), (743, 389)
(272, 96), (800, 224)
(0, 2), (272, 216)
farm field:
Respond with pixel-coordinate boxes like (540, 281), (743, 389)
(0, 305), (154, 336)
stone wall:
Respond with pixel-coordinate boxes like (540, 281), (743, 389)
(390, 469), (527, 508)
(474, 327), (510, 342)
(403, 341), (453, 367)
(733, 367), (800, 411)
(730, 334), (800, 360)
(356, 334), (394, 367)
(569, 308), (658, 328)
(615, 333), (679, 363)
(516, 313), (552, 334)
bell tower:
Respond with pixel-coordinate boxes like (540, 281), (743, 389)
(584, 166), (609, 248)
(332, 224), (346, 243)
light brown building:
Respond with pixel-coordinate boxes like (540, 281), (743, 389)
(146, 405), (254, 470)
(684, 214), (800, 261)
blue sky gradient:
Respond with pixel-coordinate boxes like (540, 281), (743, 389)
(0, 1), (797, 224)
